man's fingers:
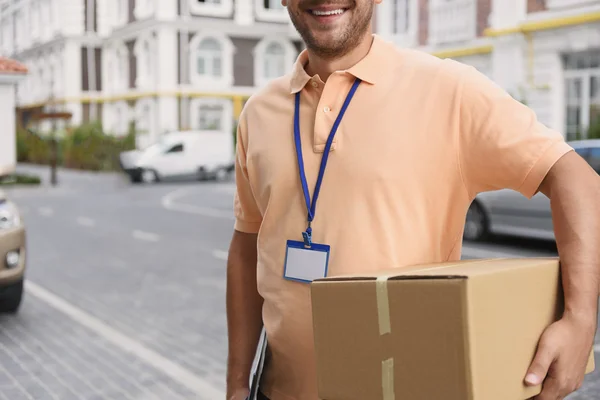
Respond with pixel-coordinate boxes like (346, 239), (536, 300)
(534, 375), (563, 400)
(526, 340), (556, 387)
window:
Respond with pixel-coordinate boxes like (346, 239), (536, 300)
(189, 0), (233, 18)
(134, 0), (154, 20)
(40, 0), (51, 40)
(134, 36), (154, 88)
(111, 101), (131, 136)
(428, 0), (476, 45)
(197, 38), (222, 77)
(190, 98), (234, 135)
(189, 33), (234, 86)
(375, 0), (417, 45)
(264, 42), (285, 79)
(14, 11), (24, 50)
(31, 2), (40, 41)
(1, 18), (12, 54)
(255, 0), (288, 22)
(117, 0), (128, 25)
(166, 144), (184, 153)
(137, 104), (151, 134)
(112, 44), (129, 92)
(254, 37), (297, 87)
(392, 0), (409, 34)
(265, 0), (284, 8)
(563, 50), (600, 140)
(199, 104), (224, 131)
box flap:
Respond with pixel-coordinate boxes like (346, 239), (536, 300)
(313, 257), (560, 283)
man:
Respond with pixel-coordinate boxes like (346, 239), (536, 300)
(226, 0), (600, 399)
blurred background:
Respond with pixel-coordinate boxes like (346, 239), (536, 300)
(0, 0), (599, 399)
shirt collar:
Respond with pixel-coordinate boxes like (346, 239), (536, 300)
(289, 34), (387, 94)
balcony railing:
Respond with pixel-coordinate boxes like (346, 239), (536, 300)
(428, 0), (477, 45)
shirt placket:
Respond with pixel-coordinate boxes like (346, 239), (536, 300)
(312, 72), (350, 153)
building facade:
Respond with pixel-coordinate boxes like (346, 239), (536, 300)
(0, 0), (303, 147)
(0, 0), (599, 147)
(373, 0), (600, 140)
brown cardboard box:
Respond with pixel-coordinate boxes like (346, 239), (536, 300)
(311, 258), (595, 400)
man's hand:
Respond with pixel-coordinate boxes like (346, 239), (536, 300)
(525, 151), (600, 399)
(227, 388), (249, 400)
(525, 313), (595, 400)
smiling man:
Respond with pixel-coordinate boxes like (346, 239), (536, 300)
(225, 1), (600, 400)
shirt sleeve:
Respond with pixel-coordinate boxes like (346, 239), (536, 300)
(456, 64), (573, 199)
(233, 112), (263, 233)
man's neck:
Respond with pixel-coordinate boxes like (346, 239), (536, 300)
(305, 32), (374, 82)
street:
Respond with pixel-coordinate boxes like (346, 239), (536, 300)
(0, 165), (598, 399)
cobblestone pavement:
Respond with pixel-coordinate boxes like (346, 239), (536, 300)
(0, 165), (598, 399)
(0, 295), (199, 400)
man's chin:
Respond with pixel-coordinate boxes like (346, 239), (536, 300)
(308, 44), (348, 58)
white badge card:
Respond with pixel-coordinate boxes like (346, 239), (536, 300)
(283, 240), (330, 283)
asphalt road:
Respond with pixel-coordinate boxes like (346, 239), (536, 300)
(0, 164), (597, 399)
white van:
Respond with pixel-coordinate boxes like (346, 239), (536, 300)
(119, 130), (235, 183)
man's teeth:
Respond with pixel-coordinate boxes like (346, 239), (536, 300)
(311, 9), (344, 16)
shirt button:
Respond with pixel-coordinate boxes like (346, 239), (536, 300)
(323, 106), (330, 113)
(311, 81), (318, 88)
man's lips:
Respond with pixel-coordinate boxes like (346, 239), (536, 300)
(306, 5), (349, 18)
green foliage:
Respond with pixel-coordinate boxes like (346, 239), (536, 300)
(16, 128), (54, 164)
(232, 119), (238, 148)
(586, 116), (600, 140)
(16, 121), (137, 172)
(0, 173), (41, 186)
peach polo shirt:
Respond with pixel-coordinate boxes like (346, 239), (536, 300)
(233, 34), (572, 400)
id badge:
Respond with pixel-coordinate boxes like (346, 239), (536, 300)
(283, 240), (330, 283)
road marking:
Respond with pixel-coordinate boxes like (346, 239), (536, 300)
(24, 281), (225, 400)
(212, 184), (236, 195)
(161, 188), (234, 220)
(132, 230), (160, 242)
(461, 245), (524, 259)
(38, 207), (54, 216)
(76, 216), (96, 227)
(212, 250), (229, 260)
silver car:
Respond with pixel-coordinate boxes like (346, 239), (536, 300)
(464, 139), (600, 242)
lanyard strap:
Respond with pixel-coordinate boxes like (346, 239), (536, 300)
(293, 78), (362, 246)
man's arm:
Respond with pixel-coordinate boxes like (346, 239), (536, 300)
(226, 230), (264, 400)
(451, 61), (600, 399)
(525, 151), (600, 399)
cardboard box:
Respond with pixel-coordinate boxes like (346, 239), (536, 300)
(311, 258), (595, 400)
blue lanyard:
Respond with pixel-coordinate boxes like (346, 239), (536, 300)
(293, 78), (362, 247)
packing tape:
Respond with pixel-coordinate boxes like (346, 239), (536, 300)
(382, 358), (395, 400)
(377, 276), (395, 399)
(376, 275), (391, 335)
(373, 260), (492, 400)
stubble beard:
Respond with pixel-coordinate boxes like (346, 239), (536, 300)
(288, 4), (373, 60)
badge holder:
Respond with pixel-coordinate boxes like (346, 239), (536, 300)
(284, 223), (330, 283)
(283, 78), (361, 284)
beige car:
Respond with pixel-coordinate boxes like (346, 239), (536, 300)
(0, 189), (25, 313)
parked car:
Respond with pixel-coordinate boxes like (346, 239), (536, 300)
(464, 139), (600, 242)
(0, 189), (25, 313)
(119, 130), (235, 184)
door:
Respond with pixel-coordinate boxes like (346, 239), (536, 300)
(151, 142), (186, 177)
(585, 146), (600, 175)
(485, 188), (553, 240)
